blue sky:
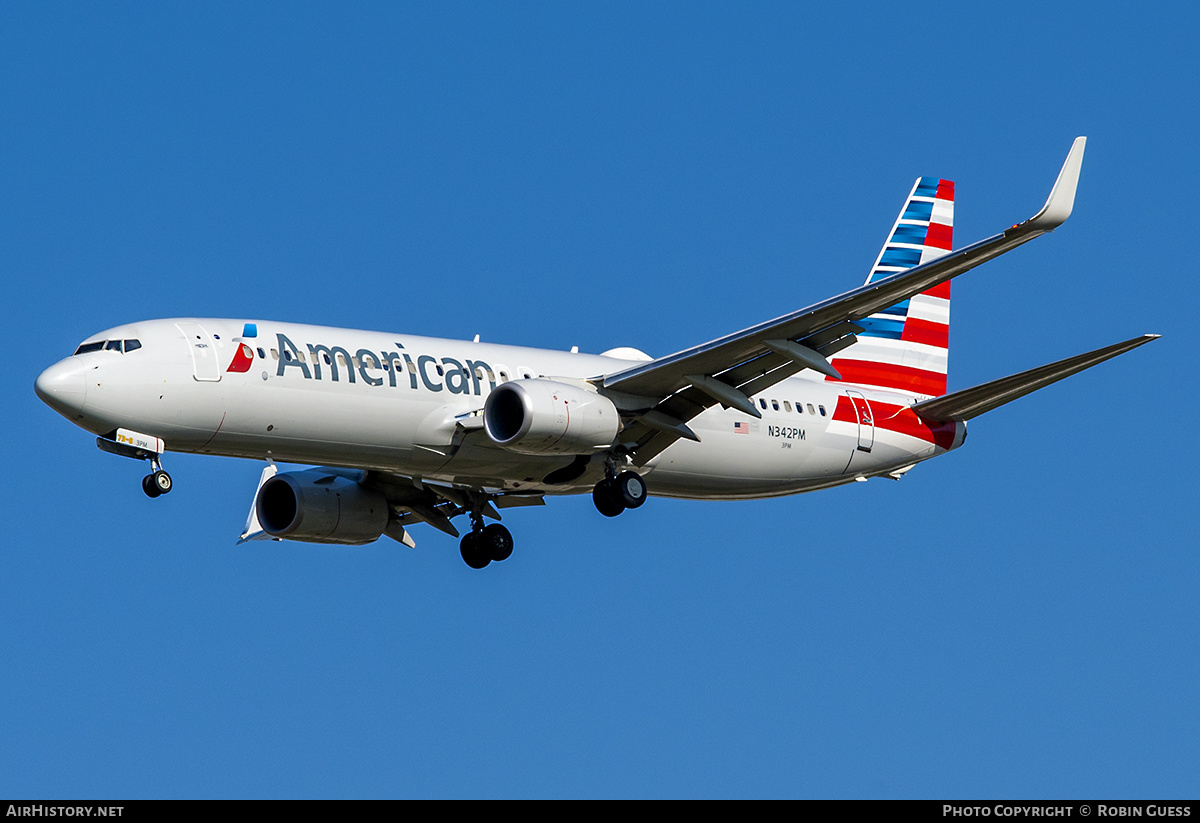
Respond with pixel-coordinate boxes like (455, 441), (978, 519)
(3, 3), (1196, 798)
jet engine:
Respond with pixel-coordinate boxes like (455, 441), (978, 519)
(255, 470), (389, 545)
(483, 379), (620, 455)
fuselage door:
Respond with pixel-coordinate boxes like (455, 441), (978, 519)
(176, 322), (222, 382)
(845, 390), (874, 452)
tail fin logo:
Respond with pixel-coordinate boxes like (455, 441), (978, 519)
(829, 177), (954, 398)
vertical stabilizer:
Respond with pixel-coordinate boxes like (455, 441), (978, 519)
(829, 177), (954, 398)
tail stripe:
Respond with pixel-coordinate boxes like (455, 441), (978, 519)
(902, 317), (950, 348)
(857, 317), (905, 339)
(832, 360), (947, 397)
(905, 296), (949, 325)
(901, 201), (935, 222)
(879, 247), (924, 268)
(838, 339), (947, 370)
(922, 280), (951, 300)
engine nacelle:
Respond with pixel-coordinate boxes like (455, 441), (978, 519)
(483, 379), (621, 456)
(255, 470), (389, 545)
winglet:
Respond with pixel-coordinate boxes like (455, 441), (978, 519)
(1024, 136), (1086, 231)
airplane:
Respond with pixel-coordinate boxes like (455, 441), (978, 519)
(34, 137), (1158, 569)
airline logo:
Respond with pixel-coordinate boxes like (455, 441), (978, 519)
(227, 323), (258, 373)
(227, 344), (255, 373)
(265, 332), (500, 397)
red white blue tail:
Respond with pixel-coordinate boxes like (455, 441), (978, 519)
(829, 177), (954, 398)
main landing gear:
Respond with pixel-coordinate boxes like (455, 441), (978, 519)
(592, 470), (647, 518)
(459, 505), (514, 570)
(141, 456), (172, 499)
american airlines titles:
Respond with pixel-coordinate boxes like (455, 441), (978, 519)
(274, 333), (498, 396)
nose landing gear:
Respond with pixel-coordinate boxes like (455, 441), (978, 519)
(95, 430), (173, 499)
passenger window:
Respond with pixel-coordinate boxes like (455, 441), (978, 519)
(271, 349), (279, 360)
(499, 371), (509, 381)
(407, 361), (417, 374)
(284, 350), (293, 361)
(818, 405), (826, 417)
(257, 348), (265, 359)
(807, 404), (815, 415)
(771, 400), (779, 411)
(783, 401), (792, 413)
(124, 339), (141, 352)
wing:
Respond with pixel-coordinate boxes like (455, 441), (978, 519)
(598, 137), (1089, 464)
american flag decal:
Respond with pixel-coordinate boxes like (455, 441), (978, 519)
(733, 421), (750, 434)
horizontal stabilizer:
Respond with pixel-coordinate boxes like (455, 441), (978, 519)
(912, 334), (1159, 422)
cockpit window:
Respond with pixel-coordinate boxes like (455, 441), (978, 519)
(74, 338), (142, 355)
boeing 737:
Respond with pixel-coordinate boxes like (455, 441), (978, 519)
(34, 138), (1158, 568)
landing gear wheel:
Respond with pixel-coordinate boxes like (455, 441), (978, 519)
(152, 470), (173, 495)
(460, 531), (491, 569)
(480, 523), (514, 562)
(593, 479), (626, 517)
(614, 471), (647, 509)
(142, 474), (162, 498)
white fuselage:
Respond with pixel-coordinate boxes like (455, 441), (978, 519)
(36, 318), (965, 498)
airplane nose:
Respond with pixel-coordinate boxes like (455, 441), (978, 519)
(35, 359), (88, 419)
